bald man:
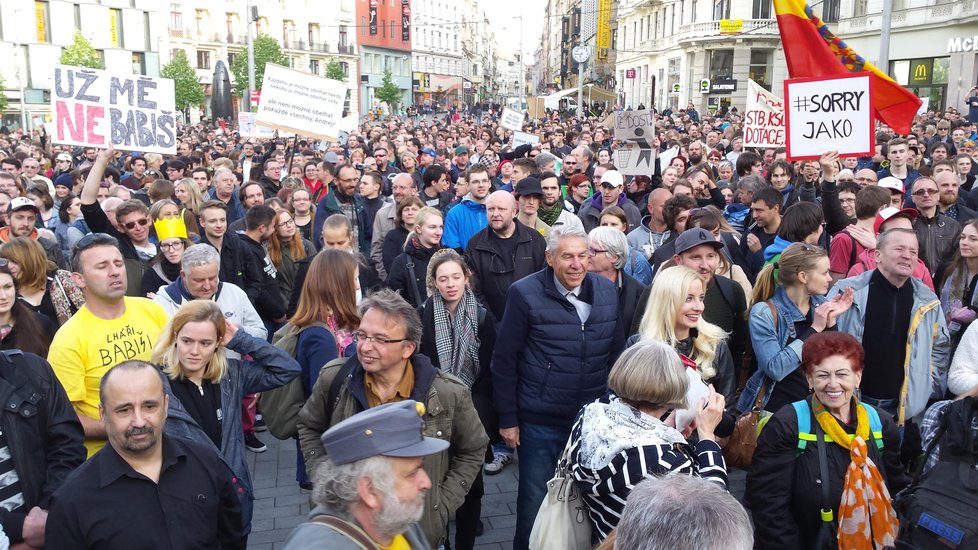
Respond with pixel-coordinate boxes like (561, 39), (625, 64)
(464, 191), (548, 322)
(854, 168), (878, 188)
(627, 187), (673, 260)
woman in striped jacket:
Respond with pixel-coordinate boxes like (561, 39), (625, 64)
(569, 340), (729, 543)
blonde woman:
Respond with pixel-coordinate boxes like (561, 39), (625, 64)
(174, 177), (204, 217)
(154, 299), (300, 533)
(633, 265), (736, 408)
(386, 206), (444, 307)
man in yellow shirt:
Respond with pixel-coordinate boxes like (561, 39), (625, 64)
(49, 233), (168, 456)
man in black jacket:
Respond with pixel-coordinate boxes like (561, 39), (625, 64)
(236, 205), (286, 330)
(199, 200), (265, 298)
(257, 158), (283, 199)
(0, 349), (86, 547)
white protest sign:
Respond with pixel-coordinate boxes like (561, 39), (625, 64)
(512, 131), (540, 148)
(239, 111), (293, 138)
(916, 97), (930, 115)
(51, 65), (176, 154)
(614, 142), (658, 176)
(611, 109), (655, 144)
(500, 108), (525, 131)
(255, 64), (347, 140)
(784, 73), (873, 161)
(744, 79), (785, 149)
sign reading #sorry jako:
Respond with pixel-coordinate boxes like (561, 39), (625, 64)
(51, 65), (177, 155)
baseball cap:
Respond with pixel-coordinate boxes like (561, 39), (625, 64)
(454, 146), (469, 155)
(515, 177), (543, 197)
(874, 206), (918, 234)
(320, 400), (449, 465)
(600, 170), (624, 188)
(673, 227), (725, 255)
(56, 153), (73, 162)
(421, 148), (437, 157)
(8, 197), (40, 215)
(878, 176), (905, 195)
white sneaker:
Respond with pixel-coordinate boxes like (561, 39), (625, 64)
(484, 453), (512, 475)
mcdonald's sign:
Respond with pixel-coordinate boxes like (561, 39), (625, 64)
(909, 59), (931, 85)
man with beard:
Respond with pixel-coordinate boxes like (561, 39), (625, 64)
(687, 140), (705, 165)
(285, 400), (446, 549)
(314, 165), (368, 254)
(47, 361), (247, 548)
(538, 172), (584, 231)
(935, 170), (977, 222)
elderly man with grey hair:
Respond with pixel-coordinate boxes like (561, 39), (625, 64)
(588, 226), (648, 333)
(153, 243), (266, 357)
(615, 474), (753, 550)
(206, 167), (247, 224)
(534, 151), (558, 174)
(491, 226), (625, 550)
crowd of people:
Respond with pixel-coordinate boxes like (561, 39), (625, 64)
(0, 97), (976, 549)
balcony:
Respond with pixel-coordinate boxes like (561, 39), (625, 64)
(838, 0), (978, 35)
(677, 18), (779, 44)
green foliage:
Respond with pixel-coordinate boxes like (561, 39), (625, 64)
(324, 58), (346, 81)
(0, 73), (7, 113)
(161, 50), (204, 112)
(59, 31), (103, 69)
(374, 68), (402, 112)
(230, 34), (289, 96)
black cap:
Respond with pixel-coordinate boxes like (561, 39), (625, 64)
(515, 177), (543, 197)
(673, 227), (725, 255)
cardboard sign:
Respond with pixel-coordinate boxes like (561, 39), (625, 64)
(500, 107), (524, 131)
(255, 63), (347, 141)
(51, 65), (176, 154)
(611, 109), (655, 143)
(784, 73), (874, 161)
(614, 142), (658, 176)
(744, 79), (786, 149)
(512, 131), (540, 148)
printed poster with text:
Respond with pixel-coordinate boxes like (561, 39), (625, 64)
(255, 64), (347, 141)
(51, 65), (177, 154)
(784, 73), (874, 161)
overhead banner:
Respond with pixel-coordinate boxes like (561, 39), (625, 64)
(784, 73), (874, 161)
(500, 107), (524, 131)
(597, 0), (612, 50)
(51, 65), (176, 154)
(255, 63), (347, 141)
(369, 0), (378, 35)
(401, 0), (411, 41)
(744, 78), (785, 149)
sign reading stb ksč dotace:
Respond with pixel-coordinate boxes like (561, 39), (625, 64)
(784, 72), (874, 161)
(51, 65), (177, 154)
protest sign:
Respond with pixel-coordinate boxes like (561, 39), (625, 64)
(744, 79), (785, 149)
(255, 64), (347, 141)
(512, 131), (540, 148)
(239, 111), (293, 138)
(614, 142), (658, 176)
(916, 97), (930, 115)
(784, 73), (873, 161)
(51, 65), (176, 154)
(500, 108), (525, 131)
(611, 109), (655, 143)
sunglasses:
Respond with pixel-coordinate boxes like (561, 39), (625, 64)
(123, 218), (149, 230)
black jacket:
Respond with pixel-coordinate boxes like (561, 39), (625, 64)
(914, 213), (961, 276)
(0, 350), (86, 543)
(258, 174), (281, 199)
(387, 239), (441, 308)
(747, 398), (909, 550)
(617, 272), (647, 337)
(236, 232), (286, 321)
(200, 232), (265, 304)
(464, 222), (548, 322)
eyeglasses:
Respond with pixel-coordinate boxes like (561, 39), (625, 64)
(353, 330), (408, 345)
(912, 189), (939, 196)
(277, 218), (296, 228)
(123, 218), (149, 230)
(587, 247), (610, 257)
(160, 241), (184, 251)
(838, 179), (854, 184)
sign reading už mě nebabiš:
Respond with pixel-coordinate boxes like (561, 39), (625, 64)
(255, 63), (348, 141)
(784, 72), (874, 161)
(51, 65), (177, 154)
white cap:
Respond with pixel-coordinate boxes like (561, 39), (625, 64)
(600, 170), (624, 188)
(878, 176), (905, 195)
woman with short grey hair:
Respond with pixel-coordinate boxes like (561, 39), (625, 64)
(587, 226), (647, 332)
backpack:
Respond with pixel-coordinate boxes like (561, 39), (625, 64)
(740, 300), (777, 391)
(893, 397), (978, 549)
(792, 399), (885, 454)
(263, 322), (340, 439)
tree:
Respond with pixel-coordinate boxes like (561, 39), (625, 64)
(374, 68), (402, 113)
(0, 73), (7, 113)
(324, 58), (346, 81)
(230, 34), (289, 96)
(59, 31), (103, 69)
(160, 50), (204, 113)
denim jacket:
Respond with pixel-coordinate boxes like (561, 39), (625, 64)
(736, 286), (827, 413)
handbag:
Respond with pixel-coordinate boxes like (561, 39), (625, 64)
(528, 433), (592, 550)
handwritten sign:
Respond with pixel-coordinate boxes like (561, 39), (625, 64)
(784, 73), (874, 161)
(500, 107), (525, 131)
(512, 131), (540, 148)
(255, 63), (347, 141)
(611, 109), (655, 142)
(51, 66), (176, 154)
(744, 79), (785, 149)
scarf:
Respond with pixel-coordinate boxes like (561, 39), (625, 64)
(812, 398), (898, 550)
(431, 289), (480, 388)
(325, 314), (355, 356)
(537, 200), (563, 227)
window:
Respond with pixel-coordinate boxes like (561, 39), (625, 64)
(35, 1), (51, 43)
(821, 0), (839, 22)
(309, 24), (320, 44)
(309, 59), (319, 74)
(708, 49), (734, 79)
(749, 49), (773, 90)
(339, 25), (348, 47)
(382, 16), (386, 37)
(753, 0), (772, 19)
(195, 9), (208, 38)
(691, 0), (697, 23)
(170, 3), (182, 30)
(197, 50), (211, 69)
(283, 20), (294, 44)
(714, 0), (730, 20)
(853, 0), (868, 16)
(228, 52), (238, 67)
(132, 52), (146, 75)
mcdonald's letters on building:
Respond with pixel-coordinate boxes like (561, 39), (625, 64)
(51, 66), (177, 155)
(784, 73), (874, 161)
(744, 79), (786, 149)
(255, 63), (347, 141)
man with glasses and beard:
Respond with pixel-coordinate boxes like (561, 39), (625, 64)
(285, 400), (445, 549)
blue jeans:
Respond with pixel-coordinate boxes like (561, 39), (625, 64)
(514, 422), (571, 550)
(860, 394), (899, 417)
(491, 441), (514, 458)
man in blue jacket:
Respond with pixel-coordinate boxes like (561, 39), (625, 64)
(491, 226), (625, 550)
(442, 165), (491, 250)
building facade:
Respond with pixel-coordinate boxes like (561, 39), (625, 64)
(411, 0), (464, 109)
(356, 0), (412, 114)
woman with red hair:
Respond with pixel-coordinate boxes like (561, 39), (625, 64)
(747, 332), (909, 550)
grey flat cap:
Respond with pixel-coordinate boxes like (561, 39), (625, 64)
(320, 400), (449, 465)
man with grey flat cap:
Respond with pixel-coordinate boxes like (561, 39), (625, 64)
(284, 400), (444, 549)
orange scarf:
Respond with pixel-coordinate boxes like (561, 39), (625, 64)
(812, 398), (899, 550)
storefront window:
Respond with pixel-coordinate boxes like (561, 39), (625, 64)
(891, 60), (910, 86)
(749, 49), (772, 91)
(709, 49), (734, 79)
(932, 57), (950, 84)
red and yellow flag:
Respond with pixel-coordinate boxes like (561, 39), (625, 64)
(773, 0), (921, 135)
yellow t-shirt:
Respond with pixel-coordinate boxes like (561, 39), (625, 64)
(380, 534), (410, 550)
(48, 297), (169, 457)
